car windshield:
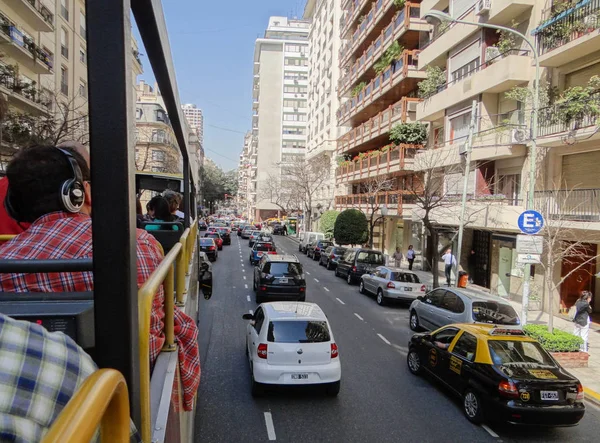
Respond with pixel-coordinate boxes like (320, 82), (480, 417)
(472, 301), (520, 325)
(267, 321), (330, 343)
(199, 239), (213, 246)
(319, 242), (333, 248)
(256, 243), (273, 252)
(333, 247), (346, 254)
(391, 273), (420, 283)
(488, 340), (555, 367)
(267, 262), (302, 277)
(357, 251), (384, 264)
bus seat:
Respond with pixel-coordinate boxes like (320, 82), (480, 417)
(141, 222), (184, 253)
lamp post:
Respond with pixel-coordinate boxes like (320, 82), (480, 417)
(381, 204), (389, 257)
(423, 11), (540, 324)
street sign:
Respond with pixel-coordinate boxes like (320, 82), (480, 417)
(516, 235), (544, 255)
(518, 210), (544, 235)
(517, 253), (541, 264)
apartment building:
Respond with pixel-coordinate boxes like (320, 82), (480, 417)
(237, 131), (253, 218)
(335, 0), (429, 254)
(304, 0), (348, 227)
(415, 0), (600, 315)
(182, 103), (203, 145)
(252, 16), (310, 222)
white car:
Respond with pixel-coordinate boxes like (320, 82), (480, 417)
(242, 302), (341, 396)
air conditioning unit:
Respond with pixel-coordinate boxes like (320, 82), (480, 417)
(485, 46), (501, 63)
(511, 128), (529, 144)
(407, 101), (419, 112)
(475, 0), (491, 15)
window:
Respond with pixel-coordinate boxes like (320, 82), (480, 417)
(441, 292), (465, 313)
(488, 341), (554, 366)
(431, 327), (460, 346)
(151, 149), (165, 161)
(80, 10), (86, 39)
(448, 111), (471, 142)
(61, 28), (69, 58)
(262, 262), (302, 276)
(356, 251), (384, 265)
(391, 273), (420, 283)
(267, 321), (330, 343)
(254, 307), (265, 333)
(452, 332), (477, 361)
(472, 301), (519, 325)
(424, 289), (445, 307)
(135, 108), (143, 120)
(61, 0), (69, 20)
(151, 130), (166, 143)
(498, 174), (521, 205)
(282, 140), (306, 149)
(79, 47), (86, 64)
(78, 80), (87, 97)
(283, 113), (306, 122)
(284, 58), (308, 66)
(60, 66), (68, 95)
(156, 109), (167, 123)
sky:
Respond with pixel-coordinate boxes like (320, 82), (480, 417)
(133, 0), (308, 172)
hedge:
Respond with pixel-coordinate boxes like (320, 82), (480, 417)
(334, 209), (368, 246)
(523, 324), (583, 352)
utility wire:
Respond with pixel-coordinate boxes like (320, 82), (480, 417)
(207, 124), (248, 135)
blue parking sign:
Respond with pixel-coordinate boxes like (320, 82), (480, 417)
(518, 210), (544, 235)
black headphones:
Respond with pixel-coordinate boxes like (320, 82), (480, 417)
(5, 147), (86, 221)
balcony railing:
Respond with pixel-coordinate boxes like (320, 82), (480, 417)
(24, 0), (55, 28)
(420, 49), (531, 100)
(0, 71), (51, 110)
(339, 3), (422, 95)
(340, 0), (375, 40)
(538, 92), (600, 138)
(534, 0), (600, 55)
(0, 20), (54, 70)
(534, 188), (600, 222)
(336, 143), (418, 182)
(337, 50), (419, 124)
(337, 97), (421, 154)
(335, 190), (417, 215)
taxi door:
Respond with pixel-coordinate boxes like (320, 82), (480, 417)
(425, 327), (460, 381)
(446, 331), (479, 394)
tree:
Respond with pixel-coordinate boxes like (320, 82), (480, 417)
(334, 209), (368, 246)
(318, 210), (339, 237)
(354, 176), (394, 248)
(200, 160), (236, 206)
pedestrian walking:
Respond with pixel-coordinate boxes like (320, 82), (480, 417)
(406, 245), (415, 270)
(467, 249), (476, 283)
(442, 248), (456, 286)
(573, 291), (593, 353)
(392, 247), (403, 268)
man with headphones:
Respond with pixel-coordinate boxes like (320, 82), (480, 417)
(0, 145), (200, 412)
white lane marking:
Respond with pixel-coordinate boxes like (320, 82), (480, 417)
(247, 295), (251, 302)
(264, 412), (276, 441)
(481, 425), (499, 438)
(336, 298), (345, 305)
(244, 284), (248, 289)
(377, 333), (391, 345)
(324, 287), (330, 292)
(249, 309), (253, 315)
(354, 313), (364, 321)
(306, 271), (310, 275)
(243, 276), (247, 280)
(242, 269), (245, 273)
(314, 278), (319, 283)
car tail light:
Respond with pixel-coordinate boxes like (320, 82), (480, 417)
(208, 246), (215, 251)
(498, 380), (519, 398)
(257, 343), (268, 359)
(576, 383), (585, 401)
(387, 282), (396, 289)
(299, 287), (305, 292)
(260, 286), (267, 291)
(331, 343), (338, 358)
(352, 266), (357, 272)
(268, 251), (277, 254)
(420, 285), (426, 292)
(330, 254), (335, 259)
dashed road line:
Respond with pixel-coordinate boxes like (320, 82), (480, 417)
(324, 287), (330, 292)
(264, 412), (276, 441)
(314, 278), (319, 283)
(244, 284), (248, 289)
(247, 295), (251, 302)
(335, 298), (345, 305)
(306, 271), (310, 275)
(242, 269), (245, 273)
(377, 333), (391, 345)
(354, 313), (364, 321)
(481, 425), (499, 438)
(243, 276), (247, 280)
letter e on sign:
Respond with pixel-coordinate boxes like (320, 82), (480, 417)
(517, 210), (544, 235)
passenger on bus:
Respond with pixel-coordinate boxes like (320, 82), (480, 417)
(0, 146), (200, 410)
(144, 196), (180, 231)
(0, 313), (140, 442)
(163, 189), (193, 224)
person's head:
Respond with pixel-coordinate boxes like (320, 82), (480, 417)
(446, 248), (452, 254)
(580, 290), (592, 302)
(56, 140), (89, 167)
(408, 245), (413, 250)
(396, 247), (400, 252)
(470, 249), (475, 254)
(150, 196), (172, 221)
(162, 190), (182, 214)
(6, 145), (91, 222)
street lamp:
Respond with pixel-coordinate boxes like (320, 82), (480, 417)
(423, 10), (540, 324)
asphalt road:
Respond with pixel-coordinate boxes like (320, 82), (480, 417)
(194, 235), (600, 442)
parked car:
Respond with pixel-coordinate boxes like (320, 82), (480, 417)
(307, 240), (333, 260)
(319, 246), (347, 270)
(241, 226), (253, 239)
(203, 231), (223, 250)
(238, 224), (250, 236)
(198, 251), (213, 298)
(299, 232), (325, 253)
(335, 248), (384, 284)
(256, 232), (274, 244)
(250, 242), (277, 265)
(253, 254), (306, 303)
(407, 324), (585, 426)
(249, 230), (262, 247)
(408, 288), (520, 332)
(242, 302), (341, 396)
(214, 227), (231, 245)
(199, 237), (218, 261)
(272, 223), (287, 235)
(360, 267), (426, 306)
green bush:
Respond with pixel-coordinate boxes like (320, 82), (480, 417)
(389, 122), (428, 145)
(334, 209), (368, 246)
(523, 324), (583, 352)
(319, 210), (339, 236)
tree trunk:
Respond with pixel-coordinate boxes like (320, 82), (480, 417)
(546, 249), (554, 333)
(306, 208), (312, 232)
(424, 218), (440, 288)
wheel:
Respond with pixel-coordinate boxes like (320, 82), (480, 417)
(255, 295), (263, 303)
(407, 349), (422, 375)
(245, 338), (249, 356)
(298, 245), (302, 251)
(347, 272), (353, 285)
(359, 280), (366, 294)
(298, 295), (306, 302)
(376, 289), (386, 306)
(313, 254), (318, 261)
(251, 377), (263, 397)
(409, 310), (421, 332)
(249, 258), (253, 265)
(326, 261), (332, 270)
(325, 380), (340, 397)
(318, 259), (323, 266)
(463, 389), (484, 424)
(253, 279), (257, 291)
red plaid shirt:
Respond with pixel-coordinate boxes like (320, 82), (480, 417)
(0, 212), (200, 410)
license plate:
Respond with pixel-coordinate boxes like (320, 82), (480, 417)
(278, 278), (288, 284)
(540, 390), (559, 401)
(404, 287), (413, 291)
(291, 373), (308, 380)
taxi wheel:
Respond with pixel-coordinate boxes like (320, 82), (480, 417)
(463, 389), (484, 424)
(409, 310), (421, 332)
(407, 349), (422, 375)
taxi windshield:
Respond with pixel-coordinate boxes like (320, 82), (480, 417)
(488, 340), (555, 367)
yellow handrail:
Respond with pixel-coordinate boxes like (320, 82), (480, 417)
(0, 234), (16, 242)
(42, 369), (130, 443)
(137, 242), (182, 443)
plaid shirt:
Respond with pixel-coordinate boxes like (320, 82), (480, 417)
(0, 313), (140, 442)
(0, 212), (200, 410)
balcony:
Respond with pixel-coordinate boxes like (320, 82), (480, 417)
(340, 0), (377, 40)
(4, 0), (54, 32)
(337, 50), (424, 126)
(335, 190), (416, 215)
(336, 143), (418, 183)
(0, 70), (50, 114)
(338, 97), (420, 155)
(534, 189), (600, 223)
(535, 0), (600, 67)
(338, 4), (427, 97)
(417, 50), (532, 122)
(482, 0), (535, 26)
(0, 22), (53, 73)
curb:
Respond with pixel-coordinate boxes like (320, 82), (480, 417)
(585, 387), (600, 407)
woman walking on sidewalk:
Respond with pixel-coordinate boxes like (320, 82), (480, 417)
(573, 291), (593, 353)
(406, 245), (415, 270)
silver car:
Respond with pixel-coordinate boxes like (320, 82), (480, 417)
(359, 267), (426, 306)
(408, 287), (520, 332)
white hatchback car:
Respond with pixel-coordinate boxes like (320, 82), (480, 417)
(242, 302), (341, 396)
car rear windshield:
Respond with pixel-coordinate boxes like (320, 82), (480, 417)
(206, 233), (219, 238)
(333, 247), (346, 254)
(256, 243), (273, 252)
(391, 273), (420, 283)
(199, 239), (213, 246)
(267, 321), (330, 343)
(357, 251), (384, 264)
(488, 340), (554, 366)
(472, 301), (520, 325)
(266, 262), (302, 277)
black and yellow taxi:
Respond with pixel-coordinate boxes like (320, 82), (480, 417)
(407, 324), (585, 426)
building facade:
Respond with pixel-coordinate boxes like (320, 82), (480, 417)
(182, 103), (203, 145)
(252, 16), (310, 221)
(303, 0), (348, 228)
(237, 130), (256, 220)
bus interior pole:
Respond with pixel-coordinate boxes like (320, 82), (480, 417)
(183, 160), (190, 228)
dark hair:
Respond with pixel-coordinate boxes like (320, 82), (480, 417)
(6, 145), (90, 222)
(151, 196), (175, 221)
(162, 190), (181, 213)
(580, 291), (592, 300)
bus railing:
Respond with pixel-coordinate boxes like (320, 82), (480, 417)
(41, 369), (130, 443)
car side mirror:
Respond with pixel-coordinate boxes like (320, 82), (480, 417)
(242, 313), (254, 320)
(417, 295), (424, 302)
(423, 334), (432, 341)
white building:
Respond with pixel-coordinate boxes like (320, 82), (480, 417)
(252, 16), (310, 221)
(182, 103), (203, 146)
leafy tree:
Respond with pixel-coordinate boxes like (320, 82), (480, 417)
(318, 210), (339, 236)
(334, 209), (368, 246)
(200, 159), (238, 205)
(389, 122), (428, 145)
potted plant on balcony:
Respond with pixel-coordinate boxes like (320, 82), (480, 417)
(393, 0), (406, 8)
(374, 41), (404, 75)
(351, 81), (367, 98)
(417, 66), (445, 98)
(389, 122), (428, 145)
(523, 324), (588, 368)
(555, 75), (600, 129)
